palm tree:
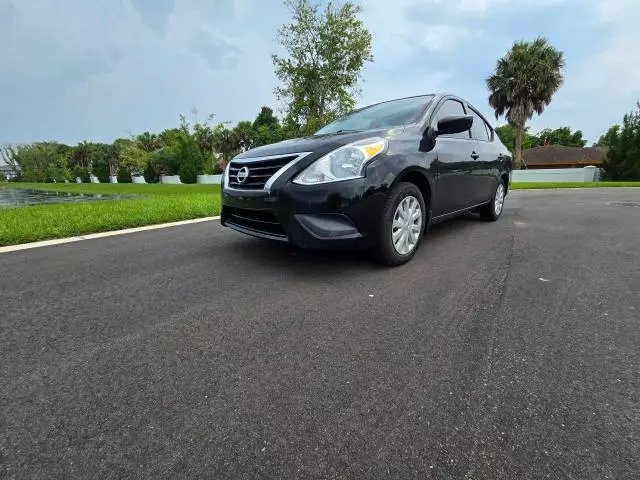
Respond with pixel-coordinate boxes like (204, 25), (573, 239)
(487, 37), (565, 169)
(233, 121), (255, 152)
(136, 132), (161, 153)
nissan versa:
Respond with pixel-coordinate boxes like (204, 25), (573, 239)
(221, 93), (512, 265)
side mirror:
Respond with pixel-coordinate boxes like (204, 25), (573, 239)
(436, 115), (473, 136)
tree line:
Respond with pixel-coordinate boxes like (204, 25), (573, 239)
(0, 106), (286, 183)
(1, 0), (639, 182)
(494, 125), (587, 150)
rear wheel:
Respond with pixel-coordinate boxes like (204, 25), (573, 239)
(479, 179), (506, 221)
(373, 182), (426, 266)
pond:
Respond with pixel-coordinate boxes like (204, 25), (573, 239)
(0, 189), (138, 208)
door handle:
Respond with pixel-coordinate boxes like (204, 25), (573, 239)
(471, 152), (479, 160)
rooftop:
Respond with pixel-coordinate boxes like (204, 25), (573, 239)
(523, 145), (607, 167)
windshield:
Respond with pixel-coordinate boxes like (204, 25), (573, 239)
(315, 95), (435, 135)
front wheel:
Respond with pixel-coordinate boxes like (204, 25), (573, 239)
(479, 179), (506, 221)
(373, 182), (426, 266)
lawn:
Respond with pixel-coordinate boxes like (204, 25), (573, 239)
(0, 183), (221, 246)
(511, 181), (640, 189)
(2, 180), (640, 247)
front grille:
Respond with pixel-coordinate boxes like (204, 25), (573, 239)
(227, 155), (299, 190)
(225, 207), (287, 239)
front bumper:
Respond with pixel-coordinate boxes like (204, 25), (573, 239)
(221, 180), (387, 249)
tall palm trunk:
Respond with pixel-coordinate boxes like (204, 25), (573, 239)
(515, 125), (524, 169)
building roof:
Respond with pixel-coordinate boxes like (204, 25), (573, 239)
(523, 145), (608, 167)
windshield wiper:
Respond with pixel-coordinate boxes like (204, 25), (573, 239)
(335, 129), (363, 134)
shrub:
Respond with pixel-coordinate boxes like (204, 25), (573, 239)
(72, 167), (90, 183)
(177, 134), (204, 184)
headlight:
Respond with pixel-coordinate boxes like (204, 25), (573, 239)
(293, 137), (387, 185)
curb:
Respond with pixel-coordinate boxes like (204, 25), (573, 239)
(0, 216), (221, 254)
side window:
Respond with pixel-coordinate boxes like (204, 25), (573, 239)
(484, 121), (493, 141)
(470, 109), (490, 141)
(433, 100), (469, 139)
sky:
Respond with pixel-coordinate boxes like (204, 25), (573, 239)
(0, 0), (638, 146)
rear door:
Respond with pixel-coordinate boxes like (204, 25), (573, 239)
(432, 99), (475, 216)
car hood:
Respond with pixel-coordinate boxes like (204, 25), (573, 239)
(232, 128), (399, 161)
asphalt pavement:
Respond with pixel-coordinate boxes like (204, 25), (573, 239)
(1, 188), (639, 479)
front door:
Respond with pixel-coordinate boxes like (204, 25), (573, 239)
(431, 99), (475, 216)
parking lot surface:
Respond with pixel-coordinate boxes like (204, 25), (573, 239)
(1, 188), (639, 479)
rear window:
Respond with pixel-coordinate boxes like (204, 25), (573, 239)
(484, 120), (493, 141)
(470, 109), (490, 141)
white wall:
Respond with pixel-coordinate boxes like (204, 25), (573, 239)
(159, 175), (182, 184)
(513, 166), (601, 183)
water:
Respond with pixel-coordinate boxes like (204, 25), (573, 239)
(0, 189), (138, 208)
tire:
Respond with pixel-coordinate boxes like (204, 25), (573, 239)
(373, 182), (426, 266)
(479, 178), (506, 222)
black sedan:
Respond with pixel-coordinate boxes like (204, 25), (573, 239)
(221, 93), (512, 265)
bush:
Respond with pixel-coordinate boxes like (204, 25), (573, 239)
(92, 160), (110, 183)
(149, 145), (181, 178)
(119, 142), (150, 176)
(72, 167), (90, 183)
(177, 134), (204, 184)
(117, 167), (132, 183)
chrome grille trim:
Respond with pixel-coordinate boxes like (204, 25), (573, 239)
(224, 152), (312, 193)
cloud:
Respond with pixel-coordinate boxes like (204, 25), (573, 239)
(0, 0), (284, 144)
(0, 0), (637, 145)
(131, 0), (176, 34)
(527, 0), (640, 140)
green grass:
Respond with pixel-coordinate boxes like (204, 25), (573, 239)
(3, 180), (639, 246)
(511, 181), (640, 190)
(0, 183), (221, 246)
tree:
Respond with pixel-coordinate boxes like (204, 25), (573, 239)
(233, 121), (255, 152)
(158, 128), (183, 149)
(534, 127), (586, 147)
(191, 114), (218, 173)
(147, 143), (180, 179)
(137, 132), (161, 153)
(69, 142), (113, 181)
(602, 104), (640, 180)
(5, 143), (71, 182)
(273, 0), (373, 135)
(596, 125), (620, 147)
(119, 141), (150, 176)
(252, 107), (283, 146)
(253, 106), (280, 131)
(105, 143), (120, 179)
(212, 123), (238, 166)
(112, 138), (134, 182)
(487, 37), (565, 168)
(495, 125), (537, 151)
(171, 116), (204, 183)
(177, 133), (204, 183)
(69, 141), (92, 172)
(1, 145), (22, 179)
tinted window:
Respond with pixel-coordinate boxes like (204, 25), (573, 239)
(315, 95), (435, 135)
(433, 100), (469, 139)
(484, 121), (493, 141)
(470, 109), (490, 141)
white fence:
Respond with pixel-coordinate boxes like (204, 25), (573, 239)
(512, 166), (602, 183)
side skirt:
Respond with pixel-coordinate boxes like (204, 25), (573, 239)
(430, 201), (490, 225)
